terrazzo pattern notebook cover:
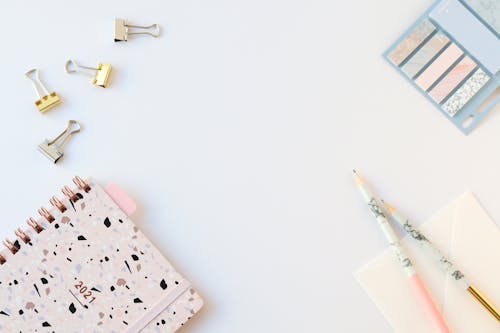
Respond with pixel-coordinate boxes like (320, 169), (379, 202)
(0, 177), (203, 332)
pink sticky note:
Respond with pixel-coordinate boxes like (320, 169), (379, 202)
(415, 43), (463, 91)
(429, 56), (477, 103)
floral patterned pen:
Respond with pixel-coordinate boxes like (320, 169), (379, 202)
(353, 170), (451, 333)
(383, 200), (500, 323)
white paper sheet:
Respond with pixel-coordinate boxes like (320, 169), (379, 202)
(355, 192), (500, 332)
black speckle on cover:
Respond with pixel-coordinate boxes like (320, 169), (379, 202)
(41, 278), (48, 285)
(124, 260), (132, 274)
(69, 303), (76, 314)
(42, 321), (51, 327)
(104, 217), (111, 228)
(34, 284), (41, 297)
(0, 310), (9, 316)
(133, 298), (143, 303)
(160, 279), (168, 290)
(131, 254), (139, 261)
(77, 235), (87, 241)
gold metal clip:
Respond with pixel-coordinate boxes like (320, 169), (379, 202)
(25, 69), (61, 113)
(65, 60), (112, 88)
(114, 18), (160, 42)
(468, 285), (500, 321)
(38, 120), (81, 164)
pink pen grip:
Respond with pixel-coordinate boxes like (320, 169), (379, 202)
(409, 274), (451, 333)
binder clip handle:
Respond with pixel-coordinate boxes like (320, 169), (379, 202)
(127, 22), (160, 37)
(65, 59), (112, 88)
(25, 69), (50, 99)
(115, 18), (160, 41)
(65, 60), (98, 77)
(25, 68), (61, 113)
(49, 120), (81, 148)
(38, 120), (81, 163)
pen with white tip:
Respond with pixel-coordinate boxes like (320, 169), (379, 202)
(353, 170), (451, 333)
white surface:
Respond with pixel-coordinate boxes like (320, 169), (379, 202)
(0, 0), (498, 332)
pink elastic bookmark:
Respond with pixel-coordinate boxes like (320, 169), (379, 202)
(410, 274), (451, 333)
(105, 183), (138, 216)
(104, 185), (197, 332)
(124, 279), (192, 333)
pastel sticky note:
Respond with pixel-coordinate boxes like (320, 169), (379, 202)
(430, 0), (500, 74)
(429, 56), (477, 103)
(388, 20), (436, 66)
(415, 43), (463, 91)
(462, 0), (500, 34)
(401, 32), (450, 78)
(441, 68), (491, 116)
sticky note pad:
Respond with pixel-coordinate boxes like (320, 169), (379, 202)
(430, 0), (500, 74)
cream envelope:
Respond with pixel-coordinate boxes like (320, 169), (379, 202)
(355, 192), (500, 333)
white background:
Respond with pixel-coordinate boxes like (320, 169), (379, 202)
(0, 0), (498, 332)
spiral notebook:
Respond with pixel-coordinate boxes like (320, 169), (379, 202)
(0, 177), (203, 332)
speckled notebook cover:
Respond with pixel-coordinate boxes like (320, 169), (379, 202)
(0, 179), (203, 332)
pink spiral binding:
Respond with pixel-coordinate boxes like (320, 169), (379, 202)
(26, 217), (44, 234)
(50, 196), (67, 213)
(38, 207), (55, 223)
(0, 177), (90, 265)
(15, 228), (31, 243)
(3, 239), (18, 254)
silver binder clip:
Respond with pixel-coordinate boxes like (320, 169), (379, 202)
(65, 59), (112, 88)
(38, 120), (81, 163)
(114, 18), (160, 42)
(25, 69), (62, 113)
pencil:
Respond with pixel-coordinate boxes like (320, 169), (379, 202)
(353, 170), (451, 333)
(383, 200), (500, 322)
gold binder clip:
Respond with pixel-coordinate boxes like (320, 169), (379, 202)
(25, 69), (61, 113)
(38, 120), (81, 163)
(114, 18), (160, 42)
(65, 60), (112, 88)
